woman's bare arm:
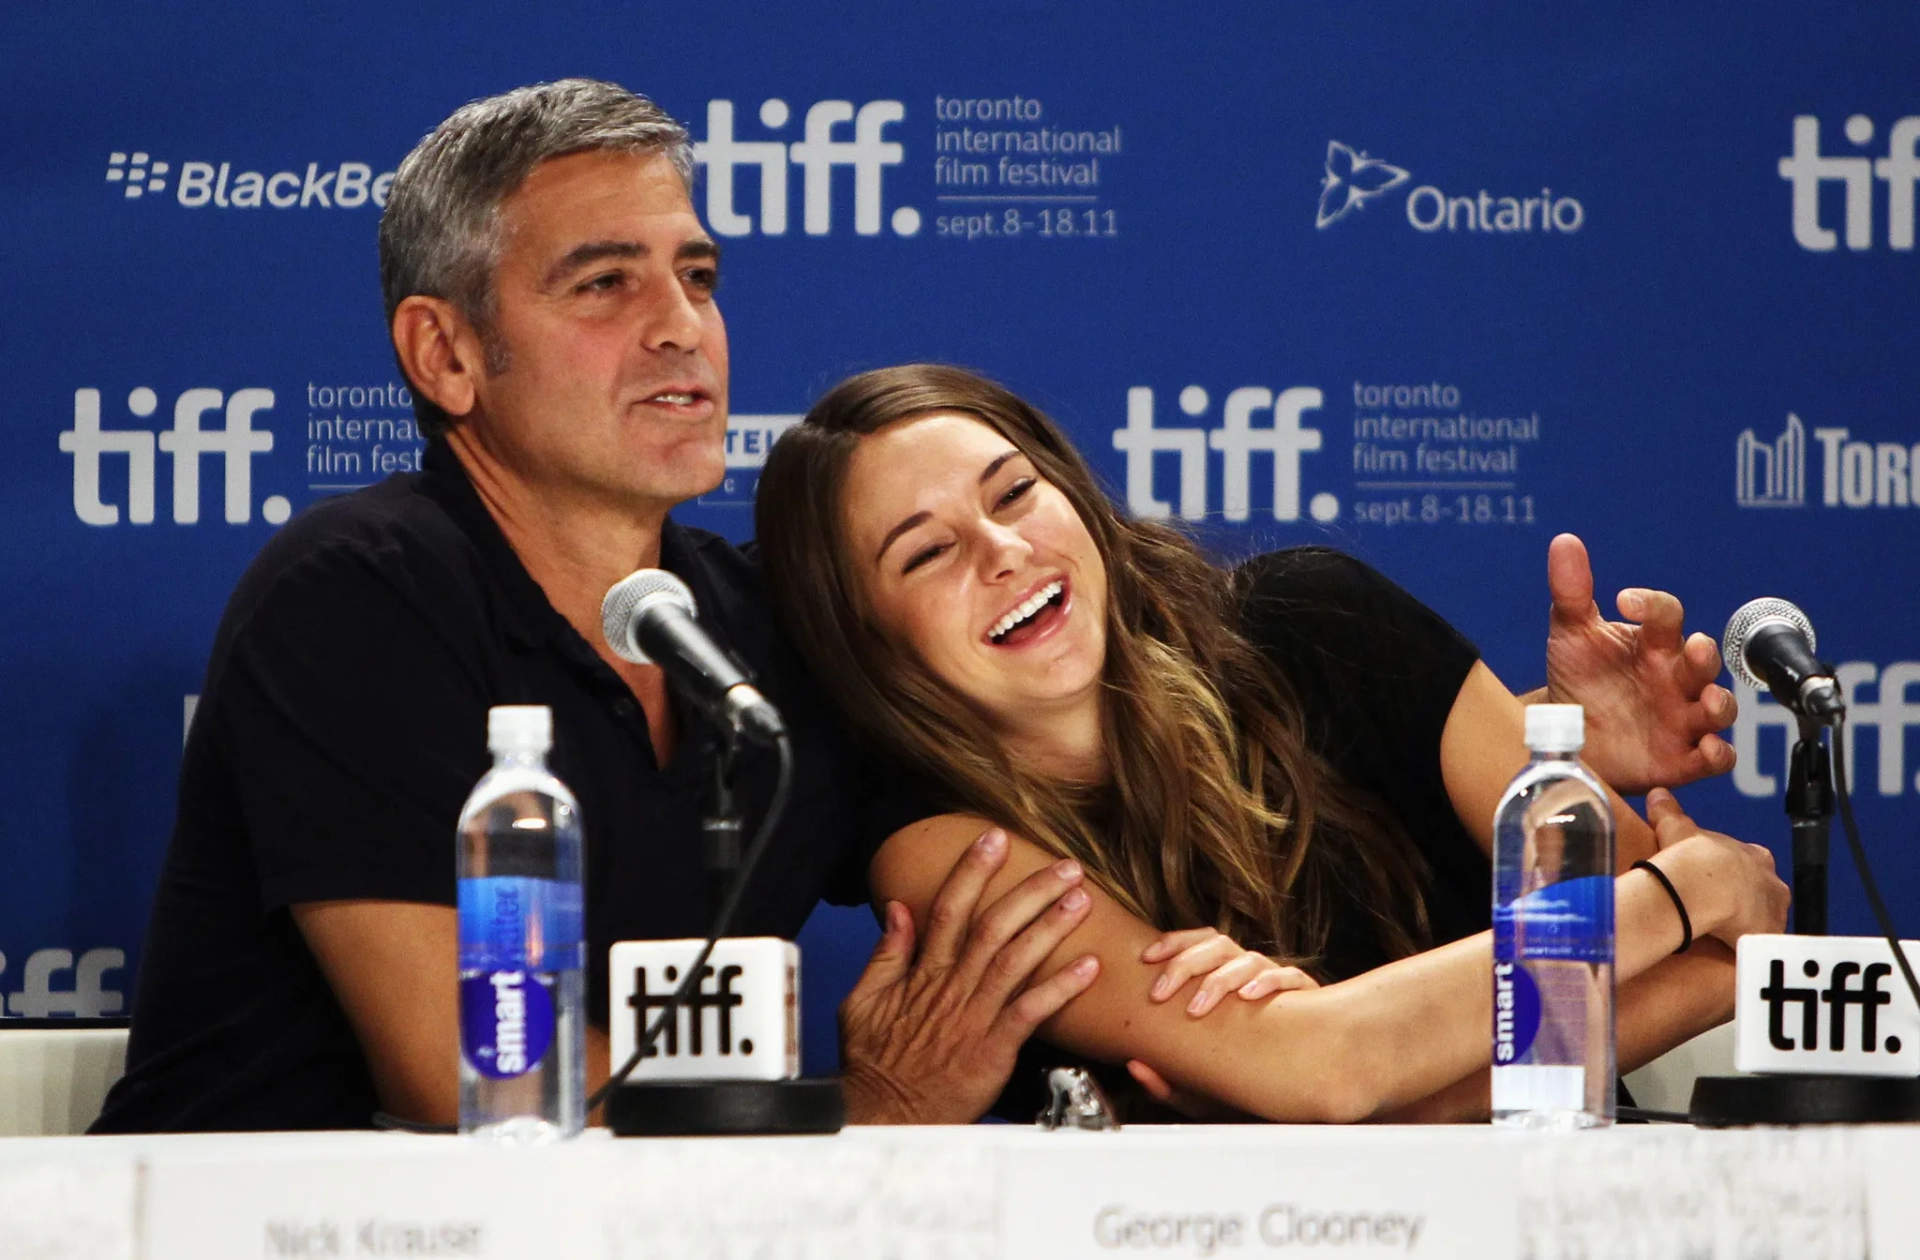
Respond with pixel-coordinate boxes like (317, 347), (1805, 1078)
(1376, 939), (1736, 1122)
(1440, 660), (1657, 870)
(1372, 660), (1774, 1120)
(870, 810), (1720, 1123)
(874, 816), (1485, 1122)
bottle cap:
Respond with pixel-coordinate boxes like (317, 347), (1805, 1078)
(488, 705), (552, 755)
(1524, 703), (1585, 753)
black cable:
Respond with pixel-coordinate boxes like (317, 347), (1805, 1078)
(585, 730), (794, 1115)
(1830, 718), (1920, 1019)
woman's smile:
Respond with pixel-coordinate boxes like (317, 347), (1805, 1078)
(984, 575), (1070, 647)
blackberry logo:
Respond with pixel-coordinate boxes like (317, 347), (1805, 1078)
(105, 152), (170, 198)
(102, 151), (395, 210)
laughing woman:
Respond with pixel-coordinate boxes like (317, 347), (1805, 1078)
(756, 364), (1786, 1122)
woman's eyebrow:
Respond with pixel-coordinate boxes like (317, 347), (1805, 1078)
(874, 511), (931, 566)
(979, 450), (1020, 483)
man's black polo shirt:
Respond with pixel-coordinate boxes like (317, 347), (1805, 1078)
(94, 441), (918, 1132)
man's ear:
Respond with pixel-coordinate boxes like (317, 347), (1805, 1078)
(391, 296), (483, 421)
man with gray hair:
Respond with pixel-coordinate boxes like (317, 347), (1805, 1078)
(94, 79), (1105, 1132)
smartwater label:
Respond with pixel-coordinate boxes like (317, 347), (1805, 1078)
(460, 969), (556, 1079)
(1493, 961), (1543, 1064)
(1493, 873), (1613, 964)
(457, 876), (583, 972)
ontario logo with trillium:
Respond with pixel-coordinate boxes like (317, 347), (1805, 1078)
(1313, 140), (1585, 235)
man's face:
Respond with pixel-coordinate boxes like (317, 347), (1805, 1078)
(466, 149), (728, 511)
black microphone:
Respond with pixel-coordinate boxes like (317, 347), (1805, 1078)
(1722, 598), (1845, 723)
(600, 570), (786, 744)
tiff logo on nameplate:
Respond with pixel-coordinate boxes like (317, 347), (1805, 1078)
(608, 938), (799, 1082)
(1735, 934), (1920, 1076)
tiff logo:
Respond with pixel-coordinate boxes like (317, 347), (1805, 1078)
(59, 387), (291, 527)
(1761, 958), (1899, 1054)
(1736, 412), (1806, 507)
(1732, 663), (1920, 798)
(0, 948), (125, 1018)
(694, 99), (918, 237)
(1113, 385), (1339, 524)
(627, 963), (749, 1057)
(1779, 114), (1920, 251)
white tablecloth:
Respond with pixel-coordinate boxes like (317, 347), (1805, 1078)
(0, 1121), (1906, 1259)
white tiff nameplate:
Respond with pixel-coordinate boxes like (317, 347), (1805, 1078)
(608, 938), (798, 1082)
(1735, 934), (1920, 1076)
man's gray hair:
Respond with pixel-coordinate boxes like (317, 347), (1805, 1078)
(379, 79), (694, 435)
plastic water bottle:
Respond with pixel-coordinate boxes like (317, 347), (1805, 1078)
(1491, 704), (1616, 1130)
(457, 705), (585, 1142)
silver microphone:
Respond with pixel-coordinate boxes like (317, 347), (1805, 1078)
(600, 570), (785, 743)
(601, 569), (697, 666)
(1722, 597), (1844, 723)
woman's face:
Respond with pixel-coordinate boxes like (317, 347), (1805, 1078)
(841, 412), (1109, 732)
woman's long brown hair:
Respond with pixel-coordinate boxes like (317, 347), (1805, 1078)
(755, 364), (1431, 971)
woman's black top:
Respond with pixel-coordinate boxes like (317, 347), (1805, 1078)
(993, 545), (1487, 1120)
(1235, 546), (1487, 980)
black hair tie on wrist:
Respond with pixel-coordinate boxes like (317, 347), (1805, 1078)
(1633, 859), (1692, 954)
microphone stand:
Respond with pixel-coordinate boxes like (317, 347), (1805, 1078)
(1690, 706), (1920, 1125)
(605, 718), (845, 1137)
(1785, 714), (1832, 937)
(704, 732), (744, 924)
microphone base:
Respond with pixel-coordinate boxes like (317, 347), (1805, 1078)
(607, 1077), (845, 1137)
(1690, 1073), (1920, 1127)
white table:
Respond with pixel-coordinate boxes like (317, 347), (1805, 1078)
(0, 1121), (1904, 1259)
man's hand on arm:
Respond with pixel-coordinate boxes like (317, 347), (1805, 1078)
(1539, 532), (1738, 794)
(837, 827), (1100, 1125)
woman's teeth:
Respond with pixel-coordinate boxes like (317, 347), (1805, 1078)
(988, 580), (1064, 642)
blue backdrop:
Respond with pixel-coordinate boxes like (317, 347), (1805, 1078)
(3, 4), (1916, 1074)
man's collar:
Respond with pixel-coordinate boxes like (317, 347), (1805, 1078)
(418, 438), (702, 656)
(419, 439), (555, 650)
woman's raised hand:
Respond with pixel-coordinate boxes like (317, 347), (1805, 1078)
(1140, 927), (1319, 1017)
(1644, 787), (1790, 947)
